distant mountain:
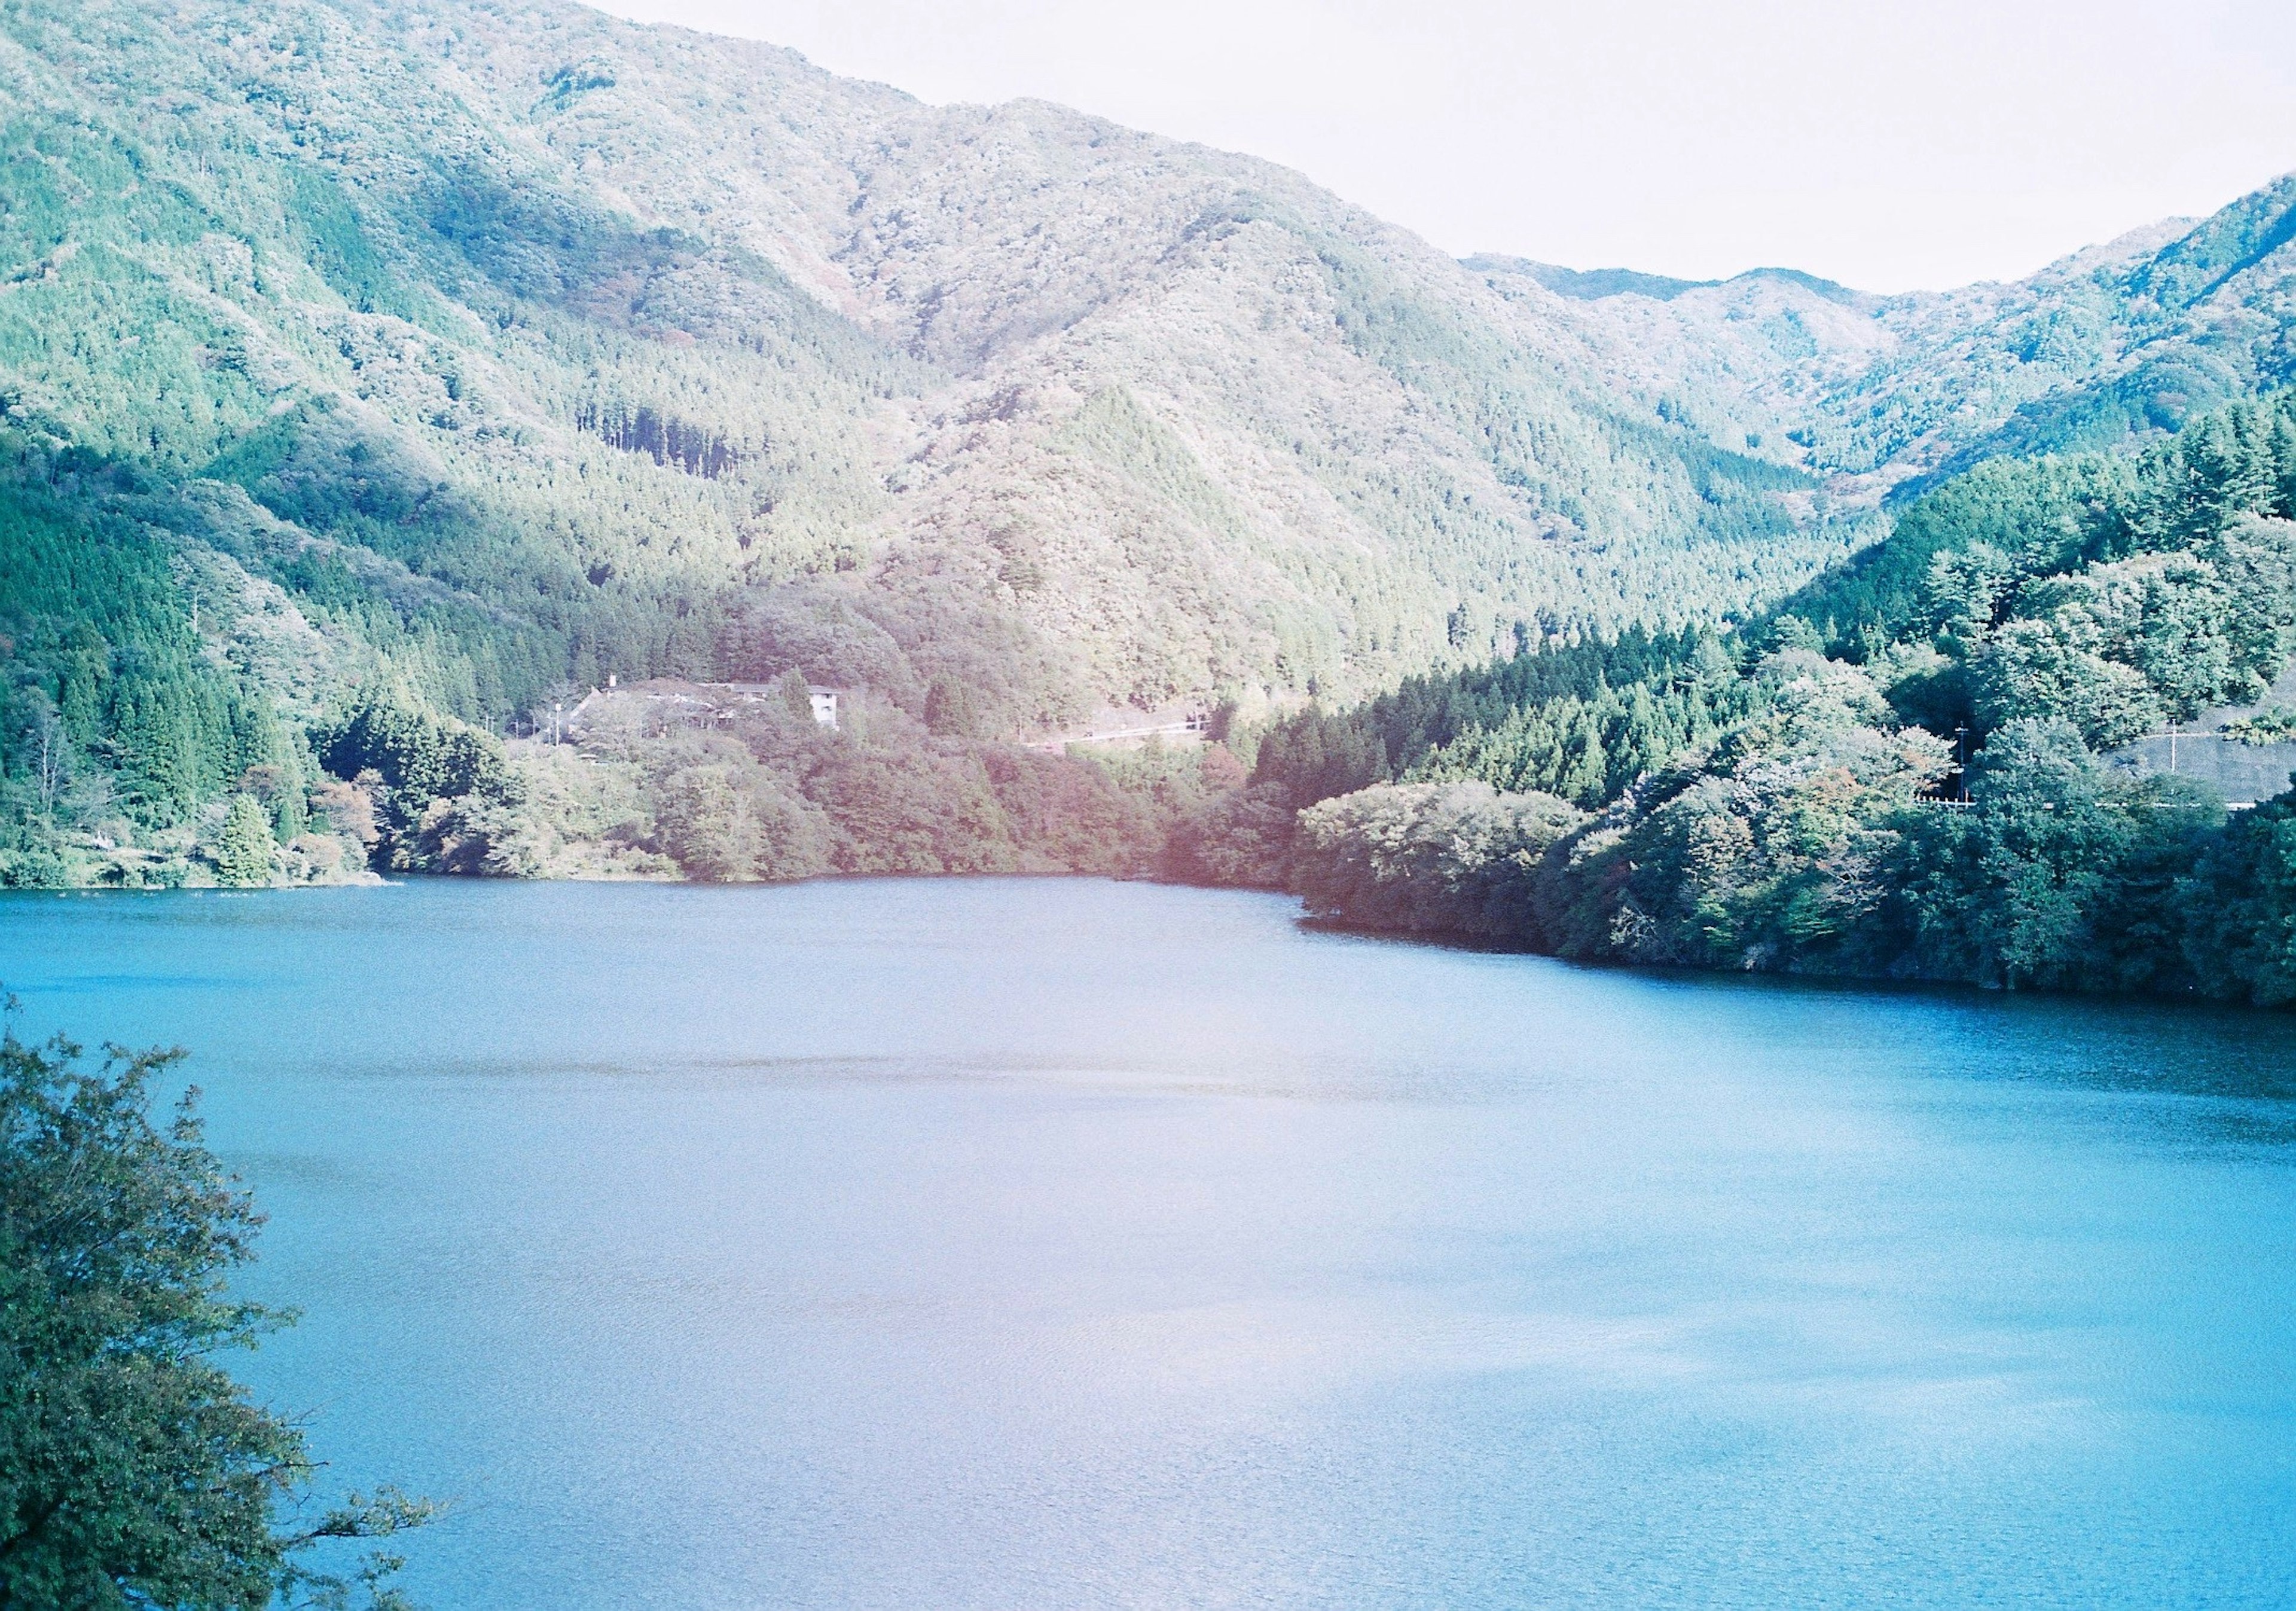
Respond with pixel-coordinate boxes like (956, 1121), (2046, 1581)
(1485, 260), (1867, 308)
(1506, 185), (2296, 499)
(1488, 262), (1720, 302)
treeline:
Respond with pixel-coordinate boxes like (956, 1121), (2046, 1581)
(0, 425), (530, 889)
(15, 327), (2296, 1002)
(6, 622), (1221, 889)
(1210, 395), (2296, 1007)
(1244, 396), (2296, 814)
(1290, 702), (2296, 1004)
(610, 708), (1214, 884)
(1244, 623), (1738, 806)
(301, 677), (1229, 886)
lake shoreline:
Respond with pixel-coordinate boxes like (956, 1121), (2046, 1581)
(12, 866), (2292, 1021)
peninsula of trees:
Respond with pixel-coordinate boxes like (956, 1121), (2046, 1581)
(1228, 397), (2296, 1005)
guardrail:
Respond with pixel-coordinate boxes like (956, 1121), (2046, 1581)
(2109, 730), (2296, 808)
(1024, 717), (1209, 752)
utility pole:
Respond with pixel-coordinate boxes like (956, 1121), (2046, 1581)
(35, 708), (64, 818)
(1953, 725), (1968, 802)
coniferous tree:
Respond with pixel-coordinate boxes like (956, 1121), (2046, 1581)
(210, 794), (277, 888)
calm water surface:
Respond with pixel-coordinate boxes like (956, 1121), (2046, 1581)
(6, 878), (2296, 1608)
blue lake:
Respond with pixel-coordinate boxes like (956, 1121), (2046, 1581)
(5, 877), (2296, 1608)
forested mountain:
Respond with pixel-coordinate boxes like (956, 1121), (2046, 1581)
(2, 0), (2295, 906)
(0, 0), (1877, 732)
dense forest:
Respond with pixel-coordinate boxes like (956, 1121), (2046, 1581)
(1222, 395), (2296, 1005)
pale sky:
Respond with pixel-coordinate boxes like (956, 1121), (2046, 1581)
(595, 0), (2296, 293)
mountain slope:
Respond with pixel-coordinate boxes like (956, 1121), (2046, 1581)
(0, 0), (1874, 732)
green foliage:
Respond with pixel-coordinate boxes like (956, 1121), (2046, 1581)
(1293, 782), (1581, 940)
(922, 677), (984, 740)
(1163, 784), (1297, 891)
(1778, 454), (2135, 657)
(978, 748), (1165, 876)
(1407, 670), (1762, 809)
(547, 686), (1202, 882)
(2224, 707), (2296, 745)
(804, 747), (1018, 875)
(0, 441), (254, 829)
(210, 794), (277, 888)
(1535, 655), (1951, 970)
(1967, 615), (2161, 748)
(306, 694), (533, 875)
(2119, 402), (2296, 554)
(315, 696), (509, 806)
(1249, 625), (1739, 809)
(0, 1023), (432, 1609)
(1889, 721), (2143, 988)
(0, 421), (574, 883)
(2187, 785), (2296, 1005)
(774, 669), (816, 726)
(719, 594), (918, 705)
(644, 733), (835, 883)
